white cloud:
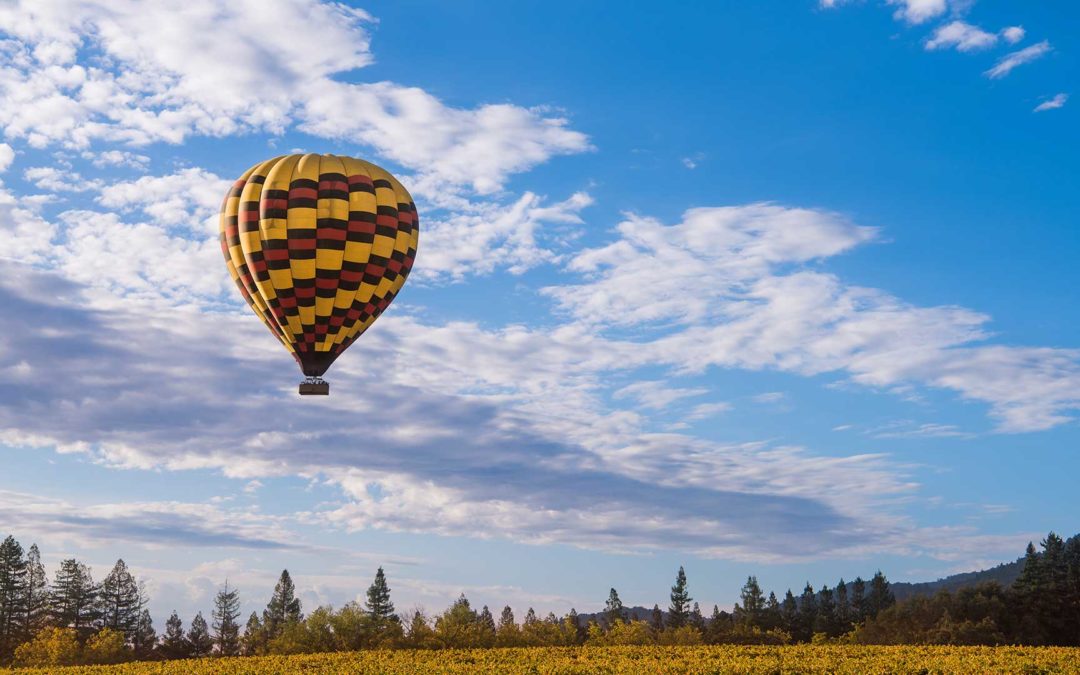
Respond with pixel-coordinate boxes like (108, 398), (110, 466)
(301, 81), (591, 195)
(985, 40), (1052, 79)
(24, 165), (100, 192)
(888, 0), (948, 25)
(0, 143), (13, 173)
(0, 187), (57, 263)
(613, 381), (708, 410)
(0, 0), (373, 147)
(1033, 93), (1068, 113)
(684, 401), (733, 421)
(52, 209), (232, 303)
(1001, 26), (1025, 45)
(544, 203), (877, 327)
(82, 149), (150, 170)
(416, 191), (593, 280)
(868, 421), (974, 439)
(0, 489), (298, 551)
(751, 392), (787, 404)
(0, 1), (589, 195)
(96, 167), (229, 230)
(548, 205), (1080, 432)
(925, 21), (998, 52)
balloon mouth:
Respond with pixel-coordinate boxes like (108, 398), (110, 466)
(296, 350), (340, 377)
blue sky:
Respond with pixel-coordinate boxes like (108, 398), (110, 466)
(0, 0), (1076, 624)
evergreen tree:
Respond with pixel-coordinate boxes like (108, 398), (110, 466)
(604, 588), (626, 626)
(212, 581), (241, 656)
(98, 559), (141, 641)
(867, 571), (895, 619)
(763, 592), (782, 631)
(186, 611), (213, 658)
(668, 566), (691, 628)
(834, 579), (851, 633)
(796, 583), (817, 642)
(263, 570), (302, 639)
(0, 535), (26, 658)
(850, 577), (867, 623)
(160, 611), (189, 659)
(495, 606), (519, 647)
(690, 602), (706, 633)
(20, 544), (48, 642)
(780, 590), (799, 636)
(131, 609), (156, 659)
(737, 576), (764, 627)
(477, 605), (496, 646)
(650, 603), (663, 633)
(1040, 533), (1069, 643)
(240, 612), (265, 656)
(815, 584), (836, 635)
(707, 604), (731, 644)
(51, 559), (98, 639)
(365, 567), (395, 626)
(405, 610), (435, 648)
(1063, 536), (1080, 646)
(566, 607), (585, 644)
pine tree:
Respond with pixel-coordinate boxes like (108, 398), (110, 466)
(834, 579), (851, 633)
(20, 544), (48, 642)
(187, 611), (213, 658)
(477, 605), (496, 646)
(796, 583), (817, 642)
(603, 588), (625, 627)
(51, 559), (98, 639)
(160, 611), (189, 659)
(668, 566), (691, 629)
(495, 606), (519, 647)
(690, 602), (706, 633)
(737, 576), (764, 627)
(131, 609), (156, 659)
(867, 571), (894, 619)
(780, 590), (798, 635)
(241, 612), (264, 656)
(1040, 533), (1069, 643)
(0, 535), (27, 659)
(763, 592), (782, 631)
(365, 567), (395, 625)
(850, 577), (866, 623)
(707, 605), (730, 644)
(406, 610), (435, 648)
(815, 584), (836, 635)
(98, 559), (141, 641)
(566, 607), (584, 644)
(263, 570), (302, 639)
(650, 603), (663, 633)
(212, 581), (241, 656)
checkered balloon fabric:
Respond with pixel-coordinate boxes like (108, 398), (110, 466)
(220, 154), (419, 378)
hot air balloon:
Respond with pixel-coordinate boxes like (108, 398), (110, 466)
(219, 154), (418, 395)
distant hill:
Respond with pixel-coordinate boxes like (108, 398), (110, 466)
(889, 558), (1025, 602)
(575, 606), (662, 626)
(573, 536), (1075, 618)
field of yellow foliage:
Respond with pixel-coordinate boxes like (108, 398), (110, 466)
(11, 645), (1080, 674)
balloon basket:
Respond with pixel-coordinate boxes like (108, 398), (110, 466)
(299, 377), (329, 396)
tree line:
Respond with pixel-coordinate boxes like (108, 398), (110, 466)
(0, 531), (1075, 666)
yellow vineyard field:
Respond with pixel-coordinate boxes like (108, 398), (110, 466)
(12, 645), (1080, 674)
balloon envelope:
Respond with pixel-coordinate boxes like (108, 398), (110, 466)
(219, 154), (418, 379)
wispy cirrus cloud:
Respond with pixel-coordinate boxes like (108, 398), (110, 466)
(1033, 93), (1068, 112)
(547, 206), (1080, 432)
(985, 40), (1052, 79)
